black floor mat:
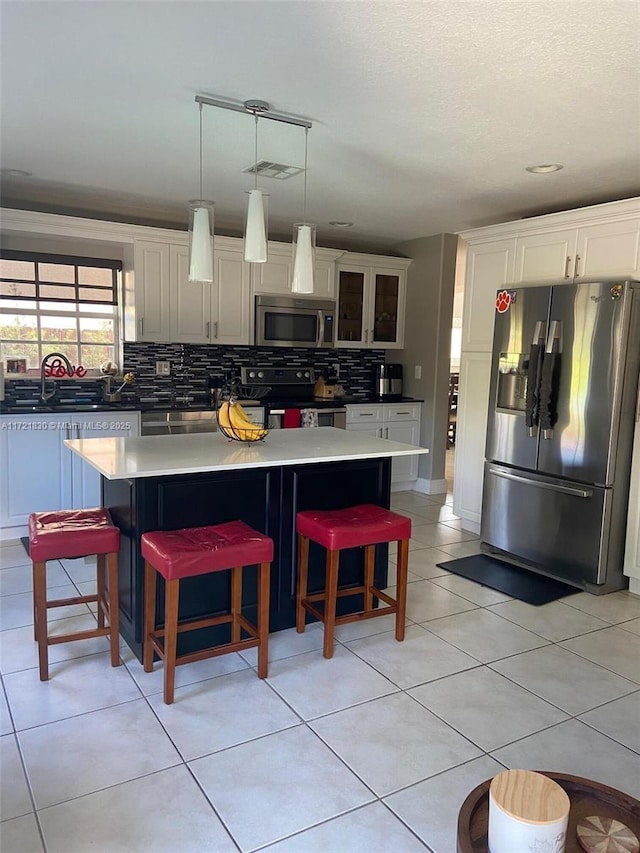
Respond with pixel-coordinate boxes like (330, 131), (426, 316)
(436, 553), (579, 606)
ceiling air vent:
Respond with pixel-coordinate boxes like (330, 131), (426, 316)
(242, 160), (304, 180)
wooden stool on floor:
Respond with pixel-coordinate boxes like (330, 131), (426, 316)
(296, 503), (411, 659)
(142, 520), (273, 704)
(28, 508), (121, 681)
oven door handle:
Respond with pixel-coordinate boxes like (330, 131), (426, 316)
(317, 310), (325, 347)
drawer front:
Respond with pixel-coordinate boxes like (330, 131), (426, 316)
(346, 405), (384, 424)
(383, 404), (420, 422)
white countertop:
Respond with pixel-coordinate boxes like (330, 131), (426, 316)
(64, 426), (429, 480)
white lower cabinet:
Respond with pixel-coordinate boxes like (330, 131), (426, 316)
(0, 412), (140, 539)
(346, 403), (421, 486)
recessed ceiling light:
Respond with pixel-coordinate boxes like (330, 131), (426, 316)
(329, 220), (354, 228)
(525, 164), (563, 174)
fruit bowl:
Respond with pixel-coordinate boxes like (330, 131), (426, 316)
(217, 400), (269, 443)
(218, 424), (270, 443)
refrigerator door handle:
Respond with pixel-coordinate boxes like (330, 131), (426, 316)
(525, 321), (545, 436)
(488, 468), (593, 498)
(540, 320), (562, 439)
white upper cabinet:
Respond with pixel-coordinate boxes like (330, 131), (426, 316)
(211, 247), (252, 345)
(131, 240), (171, 342)
(170, 244), (210, 343)
(514, 229), (575, 283)
(335, 256), (410, 350)
(169, 240), (252, 345)
(251, 243), (341, 299)
(462, 239), (516, 351)
(514, 219), (640, 284)
(576, 219), (640, 280)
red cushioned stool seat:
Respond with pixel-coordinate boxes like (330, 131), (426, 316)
(142, 521), (273, 704)
(28, 508), (121, 681)
(296, 504), (411, 659)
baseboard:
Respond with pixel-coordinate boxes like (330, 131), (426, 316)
(628, 577), (640, 597)
(0, 527), (27, 543)
(413, 477), (448, 495)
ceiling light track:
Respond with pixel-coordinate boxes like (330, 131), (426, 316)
(195, 95), (312, 130)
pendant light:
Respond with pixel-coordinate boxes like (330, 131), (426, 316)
(188, 102), (214, 283)
(291, 127), (315, 294)
(244, 104), (268, 263)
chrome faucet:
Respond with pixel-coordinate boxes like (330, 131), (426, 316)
(40, 352), (74, 402)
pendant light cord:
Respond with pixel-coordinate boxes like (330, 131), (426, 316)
(302, 127), (309, 224)
(254, 115), (259, 191)
(198, 102), (203, 201)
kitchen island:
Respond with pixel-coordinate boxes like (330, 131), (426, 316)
(65, 428), (428, 661)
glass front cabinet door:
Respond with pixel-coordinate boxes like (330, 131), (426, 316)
(337, 268), (366, 346)
(372, 271), (400, 345)
(336, 262), (408, 349)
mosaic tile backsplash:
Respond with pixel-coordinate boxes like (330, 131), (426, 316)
(3, 343), (386, 408)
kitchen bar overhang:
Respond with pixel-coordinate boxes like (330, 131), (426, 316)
(65, 428), (428, 662)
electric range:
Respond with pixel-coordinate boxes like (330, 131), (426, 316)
(241, 366), (347, 428)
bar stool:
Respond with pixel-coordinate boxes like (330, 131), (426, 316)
(296, 503), (412, 659)
(28, 508), (121, 681)
(142, 520), (273, 704)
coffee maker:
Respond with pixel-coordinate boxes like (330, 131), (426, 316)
(375, 363), (403, 398)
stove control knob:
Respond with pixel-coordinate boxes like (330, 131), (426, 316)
(248, 371), (256, 379)
(304, 371), (310, 378)
(258, 371), (264, 379)
(296, 371), (302, 378)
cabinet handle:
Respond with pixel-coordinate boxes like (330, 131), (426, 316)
(65, 425), (70, 440)
(75, 425), (81, 439)
(377, 427), (383, 438)
(205, 321), (210, 339)
(385, 427), (389, 439)
(574, 254), (581, 278)
(213, 321), (218, 339)
(563, 256), (572, 279)
(359, 413), (374, 417)
(139, 318), (144, 337)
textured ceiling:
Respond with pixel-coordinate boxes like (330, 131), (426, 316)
(1, 0), (639, 253)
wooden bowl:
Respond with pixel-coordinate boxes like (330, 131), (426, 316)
(457, 772), (640, 853)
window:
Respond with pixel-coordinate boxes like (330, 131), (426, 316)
(0, 250), (121, 373)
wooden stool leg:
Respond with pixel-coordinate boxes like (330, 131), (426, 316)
(143, 561), (157, 673)
(33, 561), (49, 681)
(163, 578), (180, 705)
(296, 534), (309, 633)
(96, 554), (106, 629)
(395, 538), (409, 642)
(32, 561), (39, 641)
(106, 551), (120, 667)
(231, 565), (242, 644)
(323, 549), (340, 659)
(364, 544), (375, 614)
(257, 561), (271, 678)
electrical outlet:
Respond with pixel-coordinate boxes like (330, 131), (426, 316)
(155, 360), (171, 376)
(332, 362), (340, 377)
(414, 365), (422, 379)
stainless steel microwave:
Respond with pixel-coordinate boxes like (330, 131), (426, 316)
(254, 295), (335, 348)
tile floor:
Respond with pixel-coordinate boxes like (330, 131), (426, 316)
(1, 489), (640, 852)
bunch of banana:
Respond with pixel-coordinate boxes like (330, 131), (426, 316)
(218, 400), (268, 442)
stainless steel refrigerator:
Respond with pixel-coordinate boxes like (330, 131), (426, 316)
(481, 281), (640, 593)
